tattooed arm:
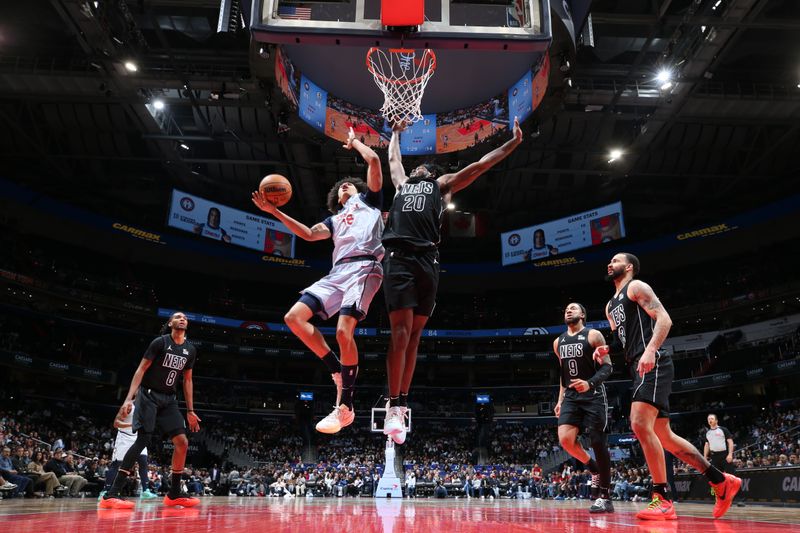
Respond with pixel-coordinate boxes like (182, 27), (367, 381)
(628, 280), (673, 376)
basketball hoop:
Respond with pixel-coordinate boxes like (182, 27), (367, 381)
(366, 47), (437, 125)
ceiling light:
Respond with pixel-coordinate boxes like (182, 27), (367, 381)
(660, 81), (673, 91)
(152, 99), (165, 110)
(656, 69), (672, 84)
(608, 149), (622, 163)
(124, 61), (138, 72)
(447, 202), (455, 210)
(179, 143), (190, 150)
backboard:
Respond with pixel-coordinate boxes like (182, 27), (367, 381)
(252, 0), (551, 113)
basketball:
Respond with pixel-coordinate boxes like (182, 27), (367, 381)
(259, 174), (292, 207)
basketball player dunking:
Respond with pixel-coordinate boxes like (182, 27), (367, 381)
(381, 118), (523, 444)
(100, 312), (201, 509)
(252, 128), (384, 434)
(597, 253), (741, 520)
(553, 303), (614, 513)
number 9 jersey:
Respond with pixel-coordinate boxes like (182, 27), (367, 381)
(141, 335), (197, 393)
(557, 328), (603, 400)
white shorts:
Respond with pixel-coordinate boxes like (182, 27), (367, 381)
(301, 259), (383, 321)
(112, 430), (148, 462)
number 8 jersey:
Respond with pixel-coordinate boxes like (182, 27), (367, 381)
(556, 328), (603, 400)
(141, 335), (197, 393)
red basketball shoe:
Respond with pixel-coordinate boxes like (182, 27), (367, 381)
(711, 473), (742, 519)
(163, 493), (200, 507)
(636, 495), (677, 520)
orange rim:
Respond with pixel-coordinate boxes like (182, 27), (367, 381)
(366, 47), (437, 86)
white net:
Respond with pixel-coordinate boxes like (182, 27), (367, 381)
(366, 48), (436, 125)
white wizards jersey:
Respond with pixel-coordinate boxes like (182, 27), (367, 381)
(324, 191), (384, 265)
(112, 405), (148, 461)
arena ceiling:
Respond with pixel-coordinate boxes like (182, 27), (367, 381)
(0, 0), (798, 262)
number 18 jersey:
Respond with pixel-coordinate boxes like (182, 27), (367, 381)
(141, 334), (197, 394)
(556, 328), (602, 400)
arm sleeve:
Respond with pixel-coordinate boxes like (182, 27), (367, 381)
(321, 216), (334, 233)
(143, 336), (164, 361)
(587, 363), (613, 389)
(722, 427), (732, 439)
(361, 190), (383, 209)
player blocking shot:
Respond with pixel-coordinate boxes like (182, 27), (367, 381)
(553, 303), (614, 514)
(100, 312), (201, 509)
(252, 128), (384, 434)
(598, 253), (742, 520)
(381, 118), (523, 445)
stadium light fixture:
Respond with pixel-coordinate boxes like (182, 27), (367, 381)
(447, 202), (455, 210)
(608, 149), (622, 163)
(124, 61), (138, 72)
(152, 99), (165, 110)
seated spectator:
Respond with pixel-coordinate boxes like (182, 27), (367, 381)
(26, 451), (61, 497)
(0, 446), (33, 498)
(45, 449), (87, 497)
(433, 479), (448, 498)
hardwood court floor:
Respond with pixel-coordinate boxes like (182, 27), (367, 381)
(2, 496), (798, 532)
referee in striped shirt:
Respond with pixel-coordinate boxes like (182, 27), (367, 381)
(704, 414), (734, 473)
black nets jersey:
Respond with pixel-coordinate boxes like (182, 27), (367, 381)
(141, 335), (197, 393)
(556, 328), (604, 400)
(382, 177), (444, 251)
(607, 280), (656, 363)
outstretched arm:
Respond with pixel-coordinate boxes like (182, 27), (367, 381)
(343, 127), (382, 192)
(388, 126), (407, 189)
(437, 116), (523, 195)
(251, 190), (331, 242)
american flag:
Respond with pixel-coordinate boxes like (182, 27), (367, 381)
(278, 5), (312, 20)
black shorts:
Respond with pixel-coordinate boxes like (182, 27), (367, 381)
(558, 391), (609, 433)
(630, 352), (674, 418)
(710, 451), (734, 473)
(133, 387), (186, 438)
(382, 248), (439, 317)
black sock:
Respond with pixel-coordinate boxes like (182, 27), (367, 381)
(398, 393), (408, 407)
(340, 364), (358, 409)
(584, 458), (599, 474)
(652, 483), (671, 502)
(321, 351), (341, 374)
(704, 465), (725, 485)
(107, 468), (130, 498)
(169, 472), (183, 498)
(389, 396), (399, 408)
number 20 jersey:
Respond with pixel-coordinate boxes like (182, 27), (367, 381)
(557, 328), (602, 400)
(382, 177), (444, 251)
(141, 335), (197, 394)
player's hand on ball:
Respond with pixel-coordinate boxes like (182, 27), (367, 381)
(593, 345), (610, 364)
(554, 402), (561, 417)
(637, 348), (657, 377)
(251, 190), (277, 214)
(569, 379), (590, 393)
(187, 411), (201, 432)
(343, 127), (356, 149)
(512, 116), (523, 143)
